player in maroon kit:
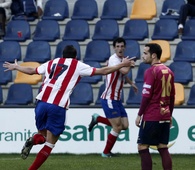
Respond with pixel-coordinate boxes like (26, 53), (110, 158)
(3, 45), (135, 170)
(135, 43), (175, 170)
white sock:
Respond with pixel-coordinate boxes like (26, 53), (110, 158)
(37, 0), (43, 9)
(178, 24), (183, 29)
(110, 130), (119, 137)
(45, 142), (55, 149)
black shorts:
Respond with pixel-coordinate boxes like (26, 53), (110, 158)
(137, 121), (170, 145)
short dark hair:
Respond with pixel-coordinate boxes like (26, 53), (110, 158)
(62, 45), (77, 59)
(113, 37), (126, 47)
(145, 43), (162, 59)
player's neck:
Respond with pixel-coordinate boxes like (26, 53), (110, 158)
(151, 59), (161, 66)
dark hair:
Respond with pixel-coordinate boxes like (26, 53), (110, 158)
(145, 43), (162, 59)
(113, 37), (126, 47)
(62, 45), (77, 59)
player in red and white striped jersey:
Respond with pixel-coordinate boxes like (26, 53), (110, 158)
(3, 45), (135, 169)
(88, 37), (138, 157)
(36, 57), (96, 108)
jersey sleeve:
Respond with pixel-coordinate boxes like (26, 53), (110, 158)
(36, 62), (48, 75)
(78, 62), (96, 77)
(142, 69), (154, 98)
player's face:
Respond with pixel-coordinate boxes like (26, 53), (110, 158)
(142, 46), (152, 64)
(114, 42), (125, 58)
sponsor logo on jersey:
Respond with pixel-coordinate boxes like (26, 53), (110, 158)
(142, 88), (150, 94)
(143, 83), (151, 88)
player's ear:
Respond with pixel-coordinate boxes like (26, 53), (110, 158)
(152, 53), (157, 59)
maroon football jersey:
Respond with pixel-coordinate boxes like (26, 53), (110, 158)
(141, 63), (175, 121)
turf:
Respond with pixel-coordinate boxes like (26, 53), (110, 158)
(0, 153), (194, 170)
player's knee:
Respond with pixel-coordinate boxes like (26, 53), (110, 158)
(157, 143), (168, 149)
(122, 124), (129, 130)
(138, 144), (149, 151)
(113, 125), (123, 133)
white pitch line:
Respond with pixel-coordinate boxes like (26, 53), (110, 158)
(0, 158), (21, 161)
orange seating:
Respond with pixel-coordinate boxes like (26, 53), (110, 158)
(130, 0), (157, 20)
(14, 62), (42, 85)
(149, 40), (171, 63)
(174, 83), (185, 106)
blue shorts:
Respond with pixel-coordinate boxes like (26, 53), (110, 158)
(35, 101), (66, 136)
(101, 99), (127, 119)
(137, 121), (170, 145)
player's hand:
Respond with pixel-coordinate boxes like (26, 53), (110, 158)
(3, 59), (18, 71)
(170, 117), (173, 128)
(122, 57), (132, 67)
(129, 60), (135, 67)
(122, 56), (136, 67)
(135, 115), (141, 127)
(132, 83), (138, 93)
(126, 56), (136, 67)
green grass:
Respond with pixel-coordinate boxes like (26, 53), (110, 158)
(0, 154), (194, 170)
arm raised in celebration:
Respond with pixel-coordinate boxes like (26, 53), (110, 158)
(3, 59), (37, 75)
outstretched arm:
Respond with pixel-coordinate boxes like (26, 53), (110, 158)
(125, 77), (138, 93)
(94, 57), (135, 75)
(3, 59), (37, 75)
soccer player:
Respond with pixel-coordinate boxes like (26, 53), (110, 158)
(135, 43), (175, 170)
(88, 37), (138, 157)
(3, 45), (135, 170)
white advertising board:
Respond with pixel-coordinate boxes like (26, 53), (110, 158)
(0, 108), (194, 154)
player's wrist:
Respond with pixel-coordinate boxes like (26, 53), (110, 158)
(14, 64), (19, 70)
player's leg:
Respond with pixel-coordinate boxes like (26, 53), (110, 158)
(102, 102), (129, 156)
(158, 147), (172, 170)
(28, 130), (59, 170)
(102, 116), (122, 157)
(119, 102), (129, 130)
(21, 136), (34, 160)
(88, 114), (112, 132)
(121, 117), (129, 129)
(101, 100), (123, 157)
(34, 130), (47, 145)
(138, 144), (152, 170)
(137, 121), (160, 170)
(88, 99), (112, 132)
(21, 101), (48, 160)
(28, 101), (66, 169)
(21, 131), (46, 160)
(157, 122), (172, 170)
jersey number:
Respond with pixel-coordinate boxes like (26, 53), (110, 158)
(49, 64), (68, 80)
(161, 74), (172, 97)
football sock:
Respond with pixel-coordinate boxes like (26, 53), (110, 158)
(28, 142), (54, 170)
(139, 149), (152, 170)
(33, 134), (46, 145)
(103, 130), (118, 154)
(178, 24), (183, 29)
(158, 148), (172, 170)
(97, 116), (111, 126)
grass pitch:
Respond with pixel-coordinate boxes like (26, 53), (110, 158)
(0, 153), (194, 170)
